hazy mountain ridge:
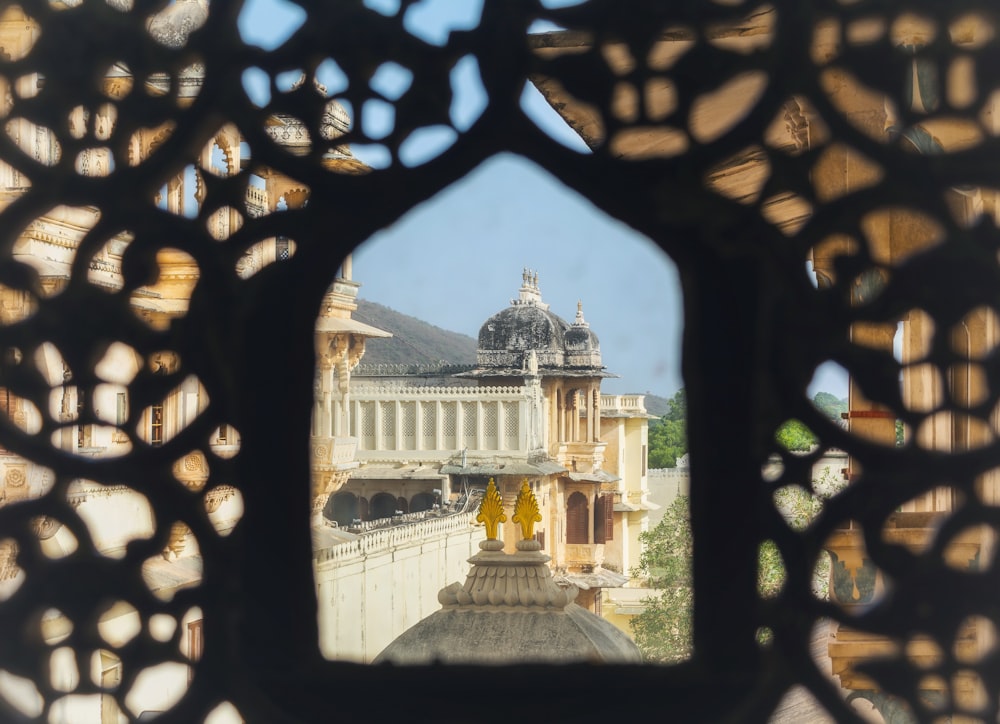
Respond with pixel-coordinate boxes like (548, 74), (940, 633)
(643, 394), (671, 417)
(354, 299), (478, 366)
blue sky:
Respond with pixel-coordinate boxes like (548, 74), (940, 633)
(239, 0), (848, 400)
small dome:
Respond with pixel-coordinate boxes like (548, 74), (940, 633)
(564, 300), (601, 367)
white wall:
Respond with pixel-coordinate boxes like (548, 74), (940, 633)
(313, 512), (484, 662)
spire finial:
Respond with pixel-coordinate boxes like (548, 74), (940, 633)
(512, 479), (542, 540)
(516, 268), (545, 307)
(574, 300), (588, 326)
(476, 478), (506, 540)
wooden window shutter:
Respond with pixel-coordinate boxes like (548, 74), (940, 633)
(604, 493), (614, 542)
(594, 493), (614, 543)
(566, 492), (588, 544)
(594, 494), (606, 544)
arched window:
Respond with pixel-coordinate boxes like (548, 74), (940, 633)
(410, 492), (436, 512)
(370, 492), (397, 520)
(566, 491), (589, 544)
(396, 496), (408, 514)
(326, 492), (358, 527)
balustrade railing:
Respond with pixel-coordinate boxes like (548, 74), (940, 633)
(353, 362), (476, 377)
(599, 394), (647, 415)
(314, 511), (481, 563)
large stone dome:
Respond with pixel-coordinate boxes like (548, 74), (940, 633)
(474, 270), (604, 375)
(478, 303), (569, 368)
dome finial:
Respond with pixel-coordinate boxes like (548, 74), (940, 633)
(574, 300), (589, 327)
(476, 478), (506, 541)
(512, 479), (542, 541)
(516, 268), (546, 308)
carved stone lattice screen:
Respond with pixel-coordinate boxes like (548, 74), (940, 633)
(0, 0), (998, 722)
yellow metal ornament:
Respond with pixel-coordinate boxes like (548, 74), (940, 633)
(512, 478), (542, 540)
(476, 478), (506, 540)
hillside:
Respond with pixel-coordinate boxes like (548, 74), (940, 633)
(642, 393), (670, 418)
(353, 299), (478, 366)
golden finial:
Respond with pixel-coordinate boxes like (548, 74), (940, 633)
(476, 478), (506, 540)
(512, 478), (542, 540)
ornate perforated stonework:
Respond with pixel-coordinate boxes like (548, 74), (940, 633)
(0, 1), (997, 723)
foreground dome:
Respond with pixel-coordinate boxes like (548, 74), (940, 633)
(373, 540), (640, 664)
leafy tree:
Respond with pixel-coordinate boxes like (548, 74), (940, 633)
(774, 418), (817, 452)
(648, 389), (845, 465)
(663, 388), (686, 422)
(647, 388), (687, 468)
(631, 470), (844, 662)
(630, 496), (693, 663)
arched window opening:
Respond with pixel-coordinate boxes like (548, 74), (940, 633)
(409, 492), (435, 512)
(369, 492), (397, 520)
(326, 492), (359, 527)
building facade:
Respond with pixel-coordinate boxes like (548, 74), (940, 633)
(325, 271), (656, 618)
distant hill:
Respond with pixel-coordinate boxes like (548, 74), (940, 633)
(642, 393), (670, 418)
(353, 299), (478, 366)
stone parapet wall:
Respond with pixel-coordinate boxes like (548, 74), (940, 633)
(313, 511), (484, 662)
(600, 394), (647, 415)
(354, 362), (475, 376)
(314, 511), (479, 563)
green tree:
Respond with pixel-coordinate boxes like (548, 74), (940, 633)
(631, 472), (843, 662)
(647, 388), (687, 468)
(630, 495), (693, 663)
(774, 418), (817, 452)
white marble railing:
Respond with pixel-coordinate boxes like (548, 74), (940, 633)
(349, 510), (432, 532)
(354, 362), (475, 377)
(649, 467), (690, 479)
(352, 384), (522, 397)
(600, 394), (647, 414)
(313, 511), (480, 564)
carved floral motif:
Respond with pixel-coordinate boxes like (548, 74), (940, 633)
(512, 479), (541, 541)
(476, 478), (506, 540)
